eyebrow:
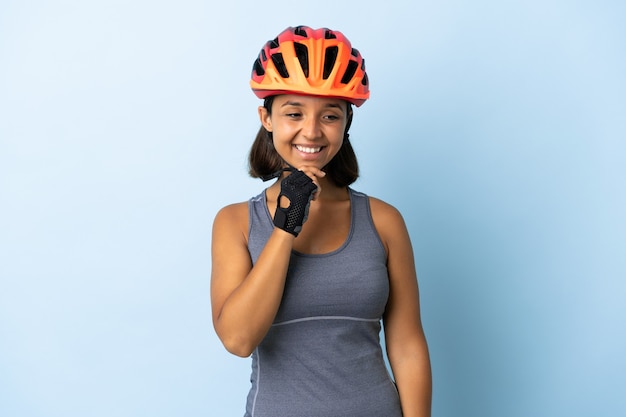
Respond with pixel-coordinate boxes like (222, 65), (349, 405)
(280, 100), (344, 109)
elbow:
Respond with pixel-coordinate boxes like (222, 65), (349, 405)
(225, 344), (255, 358)
(220, 334), (256, 358)
(213, 316), (260, 357)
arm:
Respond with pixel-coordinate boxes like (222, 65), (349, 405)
(210, 202), (295, 357)
(371, 198), (432, 417)
(211, 168), (322, 357)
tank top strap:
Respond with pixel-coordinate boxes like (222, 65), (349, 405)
(346, 188), (387, 258)
(248, 191), (273, 264)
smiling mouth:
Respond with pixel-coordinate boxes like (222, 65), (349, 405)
(294, 145), (323, 154)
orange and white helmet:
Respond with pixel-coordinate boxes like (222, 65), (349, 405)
(250, 26), (370, 107)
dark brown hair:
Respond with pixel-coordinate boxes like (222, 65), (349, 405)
(248, 97), (359, 187)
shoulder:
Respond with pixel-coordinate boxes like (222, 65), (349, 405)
(212, 201), (250, 240)
(367, 196), (406, 229)
(214, 201), (249, 221)
(350, 190), (402, 219)
(365, 195), (411, 255)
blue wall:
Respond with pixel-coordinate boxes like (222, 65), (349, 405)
(1, 1), (624, 416)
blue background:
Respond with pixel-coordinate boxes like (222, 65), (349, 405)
(1, 1), (624, 416)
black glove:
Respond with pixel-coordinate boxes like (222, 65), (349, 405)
(273, 170), (317, 236)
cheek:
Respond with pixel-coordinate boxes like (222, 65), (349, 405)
(331, 132), (345, 148)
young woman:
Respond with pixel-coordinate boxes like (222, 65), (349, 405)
(211, 25), (432, 417)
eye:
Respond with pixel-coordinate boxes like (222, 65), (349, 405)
(323, 113), (341, 122)
(284, 112), (302, 119)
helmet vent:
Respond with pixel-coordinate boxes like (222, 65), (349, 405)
(294, 42), (309, 77)
(271, 53), (289, 78)
(324, 30), (337, 40)
(323, 46), (338, 79)
(351, 48), (359, 57)
(294, 26), (308, 37)
(253, 58), (265, 76)
(361, 60), (368, 85)
(341, 60), (358, 84)
(270, 38), (280, 48)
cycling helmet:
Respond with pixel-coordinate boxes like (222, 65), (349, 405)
(250, 26), (370, 107)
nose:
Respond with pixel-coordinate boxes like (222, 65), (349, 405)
(301, 116), (322, 140)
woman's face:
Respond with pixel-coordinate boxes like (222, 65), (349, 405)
(258, 94), (349, 171)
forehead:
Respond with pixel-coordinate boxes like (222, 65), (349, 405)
(273, 94), (348, 110)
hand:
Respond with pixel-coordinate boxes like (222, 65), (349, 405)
(295, 166), (326, 201)
(273, 170), (318, 236)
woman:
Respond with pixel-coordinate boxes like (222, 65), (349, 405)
(211, 26), (432, 417)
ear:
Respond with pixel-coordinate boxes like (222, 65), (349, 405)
(258, 106), (272, 132)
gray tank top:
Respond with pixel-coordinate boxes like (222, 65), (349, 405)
(245, 188), (402, 417)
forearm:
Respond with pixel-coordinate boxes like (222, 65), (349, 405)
(215, 228), (294, 356)
(391, 341), (432, 417)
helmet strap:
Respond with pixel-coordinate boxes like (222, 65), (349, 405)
(260, 164), (296, 182)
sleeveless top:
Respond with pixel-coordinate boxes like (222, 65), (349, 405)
(244, 188), (402, 417)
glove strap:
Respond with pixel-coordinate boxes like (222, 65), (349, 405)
(273, 206), (293, 235)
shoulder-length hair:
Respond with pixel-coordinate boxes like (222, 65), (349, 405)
(248, 97), (359, 187)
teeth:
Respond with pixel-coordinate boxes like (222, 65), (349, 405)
(295, 145), (322, 154)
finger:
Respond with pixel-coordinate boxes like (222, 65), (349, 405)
(309, 167), (326, 178)
(311, 180), (322, 201)
(296, 165), (326, 177)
